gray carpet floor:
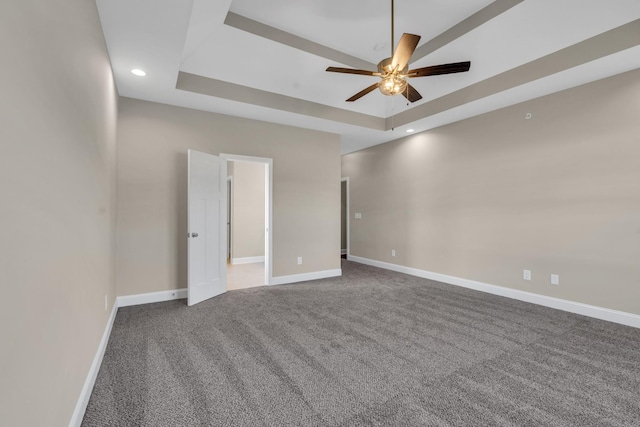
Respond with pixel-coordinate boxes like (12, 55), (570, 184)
(82, 260), (640, 426)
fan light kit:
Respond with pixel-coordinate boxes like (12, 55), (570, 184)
(326, 0), (471, 103)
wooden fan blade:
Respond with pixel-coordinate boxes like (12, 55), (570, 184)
(326, 66), (379, 76)
(346, 82), (380, 102)
(391, 33), (421, 70)
(402, 84), (422, 103)
(407, 61), (471, 77)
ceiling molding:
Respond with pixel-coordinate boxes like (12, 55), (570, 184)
(176, 71), (385, 130)
(388, 18), (640, 129)
(224, 12), (376, 70)
(412, 0), (525, 62)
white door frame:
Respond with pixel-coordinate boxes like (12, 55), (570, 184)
(221, 153), (273, 285)
(341, 177), (350, 257)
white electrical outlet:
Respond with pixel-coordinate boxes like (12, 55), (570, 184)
(523, 270), (531, 281)
(104, 294), (108, 311)
(551, 274), (559, 285)
(355, 212), (362, 219)
(391, 249), (396, 257)
(297, 257), (302, 265)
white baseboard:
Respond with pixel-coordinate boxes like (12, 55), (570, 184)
(270, 269), (342, 286)
(231, 256), (265, 265)
(117, 288), (187, 307)
(68, 301), (118, 427)
(348, 255), (640, 329)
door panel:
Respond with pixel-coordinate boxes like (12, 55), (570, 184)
(188, 150), (227, 306)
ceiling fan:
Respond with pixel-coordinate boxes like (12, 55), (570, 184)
(326, 0), (471, 103)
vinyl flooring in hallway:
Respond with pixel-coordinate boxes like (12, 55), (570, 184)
(226, 261), (264, 290)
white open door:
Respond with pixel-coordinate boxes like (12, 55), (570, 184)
(188, 149), (227, 306)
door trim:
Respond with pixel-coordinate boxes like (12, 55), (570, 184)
(221, 153), (273, 286)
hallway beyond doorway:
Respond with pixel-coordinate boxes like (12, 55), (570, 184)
(227, 261), (264, 291)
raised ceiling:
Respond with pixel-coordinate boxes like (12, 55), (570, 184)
(96, 0), (640, 153)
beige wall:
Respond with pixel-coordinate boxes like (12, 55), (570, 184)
(343, 69), (640, 316)
(117, 98), (341, 296)
(0, 1), (118, 425)
(230, 161), (266, 260)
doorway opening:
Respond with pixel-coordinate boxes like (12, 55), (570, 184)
(341, 177), (349, 259)
(222, 154), (272, 290)
(227, 176), (232, 261)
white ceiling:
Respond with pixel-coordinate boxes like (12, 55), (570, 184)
(96, 0), (640, 154)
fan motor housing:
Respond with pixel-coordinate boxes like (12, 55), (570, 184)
(377, 58), (408, 76)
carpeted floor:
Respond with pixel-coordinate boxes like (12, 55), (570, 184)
(82, 260), (640, 426)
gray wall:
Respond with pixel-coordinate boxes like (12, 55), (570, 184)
(0, 0), (118, 425)
(342, 69), (640, 316)
(116, 98), (341, 296)
(230, 161), (266, 261)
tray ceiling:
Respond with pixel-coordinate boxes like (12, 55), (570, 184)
(96, 0), (640, 153)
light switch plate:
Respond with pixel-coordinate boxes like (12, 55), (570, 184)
(523, 270), (531, 281)
(551, 274), (559, 285)
(355, 212), (362, 219)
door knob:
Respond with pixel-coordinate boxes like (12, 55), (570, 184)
(191, 232), (199, 238)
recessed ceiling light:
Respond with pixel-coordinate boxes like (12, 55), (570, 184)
(131, 69), (146, 77)
(406, 129), (414, 133)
